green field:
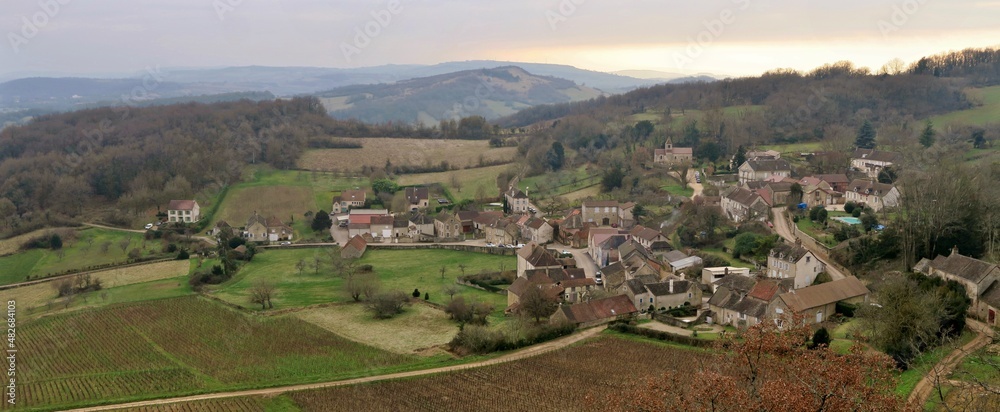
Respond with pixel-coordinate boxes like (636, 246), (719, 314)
(17, 296), (443, 411)
(759, 141), (825, 155)
(398, 164), (510, 202)
(517, 165), (599, 199)
(212, 248), (514, 315)
(930, 85), (1000, 127)
(211, 167), (368, 239)
(0, 227), (163, 285)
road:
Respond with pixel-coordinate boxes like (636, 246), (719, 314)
(908, 318), (996, 408)
(770, 207), (847, 281)
(685, 169), (704, 198)
(65, 326), (606, 412)
(83, 222), (216, 245)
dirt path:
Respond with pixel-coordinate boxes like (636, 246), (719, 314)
(908, 319), (995, 408)
(65, 326), (606, 412)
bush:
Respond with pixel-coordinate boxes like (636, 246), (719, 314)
(424, 292), (429, 300)
(607, 322), (712, 347)
(367, 291), (410, 319)
(127, 248), (142, 259)
(176, 250), (190, 260)
(809, 205), (823, 221)
(664, 305), (698, 317)
(851, 208), (862, 218)
(836, 301), (858, 317)
(49, 234), (63, 250)
(412, 288), (421, 298)
(844, 202), (855, 214)
(792, 215), (799, 223)
(816, 208), (828, 223)
(448, 321), (576, 355)
(810, 327), (832, 349)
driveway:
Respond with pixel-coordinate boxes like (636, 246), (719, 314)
(550, 241), (598, 280)
(771, 207), (847, 280)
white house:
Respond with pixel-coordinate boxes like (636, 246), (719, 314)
(766, 243), (825, 289)
(167, 200), (200, 223)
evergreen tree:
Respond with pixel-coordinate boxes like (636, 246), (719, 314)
(544, 141), (565, 171)
(918, 120), (935, 148)
(311, 209), (333, 232)
(855, 120), (877, 149)
(733, 145), (747, 168)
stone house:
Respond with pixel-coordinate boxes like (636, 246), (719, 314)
(505, 187), (530, 213)
(653, 138), (694, 165)
(433, 212), (463, 239)
(582, 200), (622, 227)
(738, 158), (792, 185)
(549, 295), (638, 328)
(332, 189), (366, 214)
(850, 149), (900, 179)
(404, 186), (429, 211)
(777, 276), (869, 325)
(844, 179), (900, 212)
(721, 187), (769, 223)
(766, 243), (825, 289)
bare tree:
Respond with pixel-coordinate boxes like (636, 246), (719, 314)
(519, 286), (558, 323)
(366, 291), (409, 319)
(443, 284), (461, 300)
(295, 258), (306, 276)
(249, 280), (276, 310)
(450, 173), (462, 193)
(457, 264), (467, 277)
(345, 272), (379, 302)
(440, 266), (446, 280)
(118, 237), (132, 256)
(100, 240), (112, 254)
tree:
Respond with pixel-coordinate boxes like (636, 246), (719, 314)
(118, 237), (132, 256)
(877, 166), (897, 184)
(443, 284), (461, 300)
(366, 291), (409, 319)
(973, 129), (987, 148)
(519, 286), (557, 323)
(311, 209), (332, 232)
(248, 280), (275, 310)
(295, 258), (306, 275)
(49, 233), (63, 250)
(439, 266), (446, 280)
(601, 164), (625, 192)
(630, 204), (646, 225)
(856, 274), (955, 367)
(789, 183), (803, 206)
(732, 145), (747, 169)
(445, 296), (473, 323)
(919, 120), (936, 148)
(598, 320), (905, 411)
(424, 292), (429, 300)
(344, 272), (379, 302)
(810, 327), (831, 349)
(633, 120), (654, 139)
(856, 119), (877, 149)
(457, 264), (467, 277)
(544, 141), (565, 171)
(412, 288), (421, 298)
(372, 178), (399, 195)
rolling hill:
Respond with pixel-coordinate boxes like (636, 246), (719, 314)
(317, 66), (605, 124)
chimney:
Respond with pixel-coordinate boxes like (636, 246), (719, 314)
(724, 267), (729, 275)
(951, 245), (959, 256)
(669, 278), (674, 293)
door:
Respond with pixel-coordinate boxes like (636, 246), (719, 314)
(815, 311), (823, 324)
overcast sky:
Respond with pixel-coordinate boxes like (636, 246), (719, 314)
(2, 0), (998, 78)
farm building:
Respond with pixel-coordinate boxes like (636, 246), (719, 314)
(550, 295), (638, 328)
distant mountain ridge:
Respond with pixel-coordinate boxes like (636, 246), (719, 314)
(317, 66), (605, 124)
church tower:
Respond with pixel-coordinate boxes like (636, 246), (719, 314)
(665, 138), (673, 151)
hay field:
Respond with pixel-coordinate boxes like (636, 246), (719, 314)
(298, 138), (517, 171)
(296, 303), (457, 355)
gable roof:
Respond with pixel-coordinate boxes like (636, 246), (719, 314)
(343, 235), (367, 253)
(748, 279), (784, 301)
(370, 215), (393, 225)
(582, 200), (619, 208)
(526, 217), (549, 230)
(247, 212), (267, 227)
(847, 179), (896, 198)
(506, 187), (528, 199)
(743, 158), (792, 172)
(517, 244), (562, 268)
(779, 277), (869, 312)
(928, 251), (1000, 284)
(815, 174), (850, 184)
(405, 186), (429, 203)
(624, 278), (647, 295)
(724, 187), (767, 208)
(770, 243), (811, 262)
(979, 281), (1000, 309)
(456, 210), (479, 222)
(663, 250), (689, 263)
(339, 189), (366, 203)
(645, 280), (693, 297)
(852, 148), (901, 163)
(708, 285), (772, 319)
(168, 200), (197, 210)
(713, 273), (757, 294)
(556, 295), (638, 324)
(629, 225), (665, 242)
(473, 211), (503, 225)
(409, 213), (435, 225)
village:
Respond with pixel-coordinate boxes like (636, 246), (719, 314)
(154, 137), (1000, 337)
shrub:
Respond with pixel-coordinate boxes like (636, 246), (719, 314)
(816, 208), (828, 223)
(844, 202), (855, 214)
(367, 291), (410, 319)
(49, 234), (63, 250)
(851, 208), (862, 218)
(412, 288), (421, 298)
(424, 292), (429, 300)
(835, 301), (858, 317)
(810, 327), (832, 349)
(176, 250), (190, 260)
(127, 248), (142, 259)
(792, 215), (799, 223)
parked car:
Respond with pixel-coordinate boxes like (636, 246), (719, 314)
(144, 223), (153, 230)
(279, 241), (292, 246)
(515, 243), (525, 248)
(486, 243), (496, 247)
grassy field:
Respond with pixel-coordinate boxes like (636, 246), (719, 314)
(297, 138), (518, 171)
(17, 296), (442, 411)
(930, 85), (1000, 127)
(211, 167), (368, 239)
(759, 141), (825, 155)
(516, 165), (599, 199)
(212, 248), (513, 315)
(398, 164), (510, 202)
(561, 185), (602, 203)
(295, 303), (457, 355)
(895, 330), (976, 398)
(698, 248), (755, 269)
(0, 227), (165, 285)
(2, 259), (193, 318)
(287, 334), (708, 411)
(795, 218), (839, 247)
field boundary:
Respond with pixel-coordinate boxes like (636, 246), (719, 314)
(0, 257), (175, 291)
